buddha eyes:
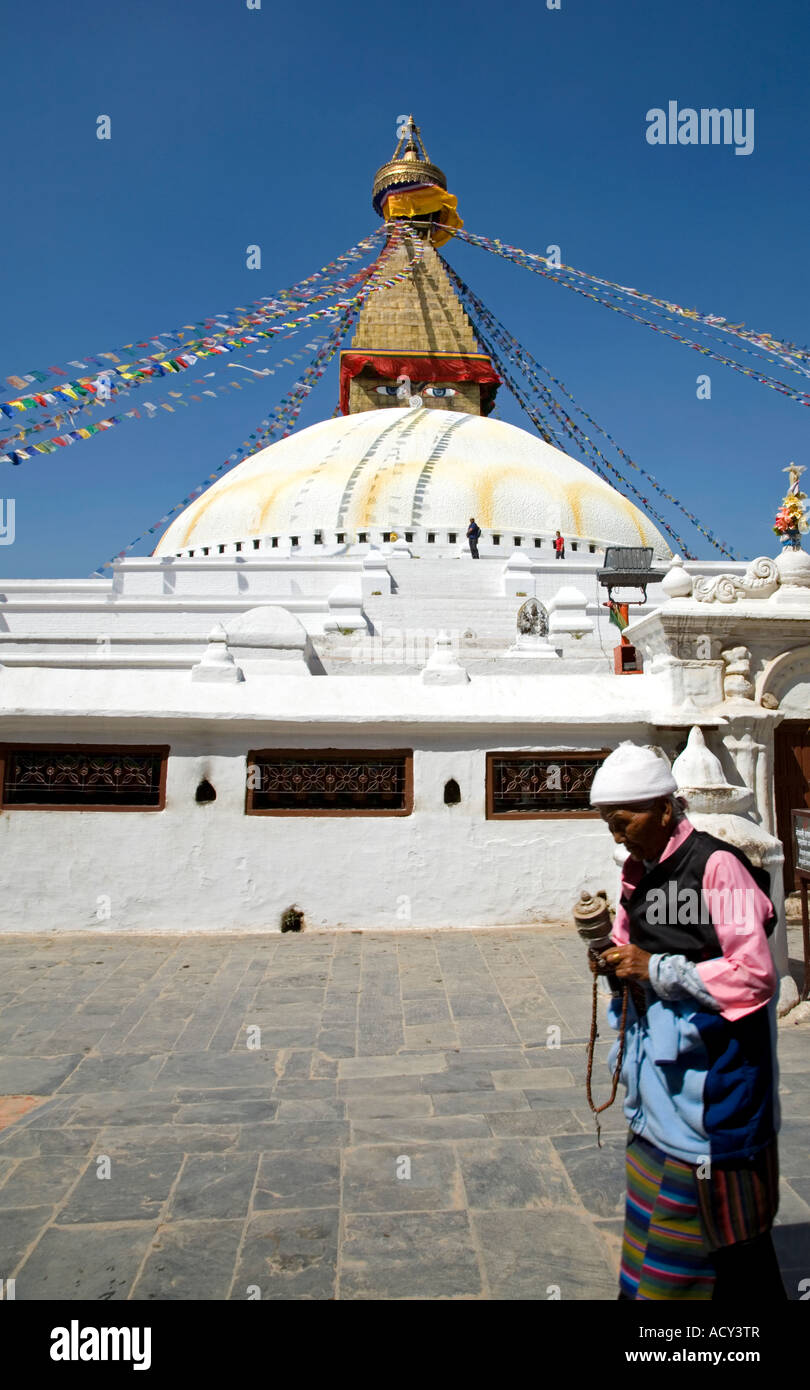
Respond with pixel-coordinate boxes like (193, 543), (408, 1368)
(375, 384), (456, 397)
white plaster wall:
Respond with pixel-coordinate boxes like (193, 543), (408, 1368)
(0, 730), (635, 934)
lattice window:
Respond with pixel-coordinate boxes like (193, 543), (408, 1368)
(486, 752), (606, 818)
(246, 750), (412, 815)
(0, 746), (168, 810)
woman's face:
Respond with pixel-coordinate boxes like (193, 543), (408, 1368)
(600, 799), (674, 861)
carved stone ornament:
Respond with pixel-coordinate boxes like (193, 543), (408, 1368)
(721, 645), (754, 700)
(693, 556), (779, 604)
(517, 598), (549, 637)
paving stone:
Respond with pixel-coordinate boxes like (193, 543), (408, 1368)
(485, 1109), (586, 1137)
(338, 1073), (424, 1098)
(58, 1154), (182, 1223)
(10, 1097), (80, 1131)
(272, 1078), (336, 1099)
(274, 1098), (345, 1122)
(402, 1000), (453, 1025)
(316, 1031), (357, 1058)
(420, 1070), (496, 1094)
(152, 1052), (281, 1088)
(165, 1153), (258, 1221)
(773, 1178), (810, 1228)
(56, 1054), (167, 1092)
(94, 1124), (238, 1155)
(338, 1054), (447, 1080)
(233, 1208), (339, 1299)
(14, 1221), (159, 1300)
(0, 1156), (87, 1210)
(525, 1087), (593, 1114)
(132, 1219), (245, 1299)
(345, 1094), (433, 1120)
(403, 1025), (459, 1049)
(453, 1020), (521, 1046)
(549, 1132), (627, 1217)
(457, 1138), (576, 1210)
(448, 995), (512, 1019)
(311, 1055), (339, 1080)
(0, 1056), (83, 1094)
(350, 1116), (491, 1145)
(0, 1127), (103, 1158)
(784, 1176), (810, 1209)
(175, 1098), (278, 1125)
(0, 1205), (56, 1274)
(473, 1209), (618, 1299)
(234, 1120), (350, 1152)
(343, 1143), (462, 1213)
(0, 1156), (18, 1187)
(67, 1093), (182, 1127)
(254, 1148), (340, 1211)
(444, 1048), (530, 1070)
(430, 1084), (532, 1121)
(341, 1211), (481, 1299)
(773, 1124), (810, 1180)
(491, 1067), (576, 1090)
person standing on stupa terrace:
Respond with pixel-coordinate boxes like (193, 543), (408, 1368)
(466, 517), (481, 558)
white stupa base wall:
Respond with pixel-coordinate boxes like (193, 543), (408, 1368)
(0, 728), (636, 935)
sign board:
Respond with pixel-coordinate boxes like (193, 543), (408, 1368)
(792, 809), (810, 879)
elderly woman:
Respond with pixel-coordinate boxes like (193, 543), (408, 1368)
(588, 741), (786, 1302)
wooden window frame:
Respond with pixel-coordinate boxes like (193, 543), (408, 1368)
(245, 748), (413, 817)
(485, 750), (608, 820)
(0, 743), (169, 812)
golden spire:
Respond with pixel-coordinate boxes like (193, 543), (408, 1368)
(372, 116), (448, 215)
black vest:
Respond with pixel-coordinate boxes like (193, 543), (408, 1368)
(622, 829), (777, 962)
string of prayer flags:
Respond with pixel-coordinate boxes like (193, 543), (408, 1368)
(90, 227), (410, 572)
(454, 227), (810, 371)
(455, 228), (810, 408)
(447, 267), (697, 555)
(0, 342), (326, 467)
(4, 229), (387, 396)
(0, 340), (327, 451)
(474, 315), (696, 559)
(444, 259), (738, 560)
(0, 229), (427, 428)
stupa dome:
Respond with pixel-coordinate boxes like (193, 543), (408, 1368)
(154, 408), (672, 557)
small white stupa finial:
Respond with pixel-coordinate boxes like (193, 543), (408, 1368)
(191, 624), (245, 683)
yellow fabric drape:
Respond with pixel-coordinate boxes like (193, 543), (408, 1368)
(381, 185), (463, 246)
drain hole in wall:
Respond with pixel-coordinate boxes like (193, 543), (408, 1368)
(444, 778), (461, 806)
(195, 779), (216, 803)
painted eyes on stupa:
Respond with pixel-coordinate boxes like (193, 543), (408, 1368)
(375, 385), (456, 397)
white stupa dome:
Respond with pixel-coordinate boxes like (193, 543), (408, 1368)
(154, 408), (672, 557)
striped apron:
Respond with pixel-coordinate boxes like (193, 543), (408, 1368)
(619, 1131), (779, 1300)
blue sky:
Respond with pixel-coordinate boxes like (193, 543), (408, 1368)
(2, 0), (808, 575)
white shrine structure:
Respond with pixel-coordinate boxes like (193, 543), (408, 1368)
(1, 125), (808, 1012)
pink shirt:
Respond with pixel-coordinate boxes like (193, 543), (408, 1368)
(611, 816), (777, 1021)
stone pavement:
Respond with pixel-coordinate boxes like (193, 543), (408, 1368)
(0, 927), (807, 1301)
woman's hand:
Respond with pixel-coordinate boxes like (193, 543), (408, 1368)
(600, 944), (651, 981)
